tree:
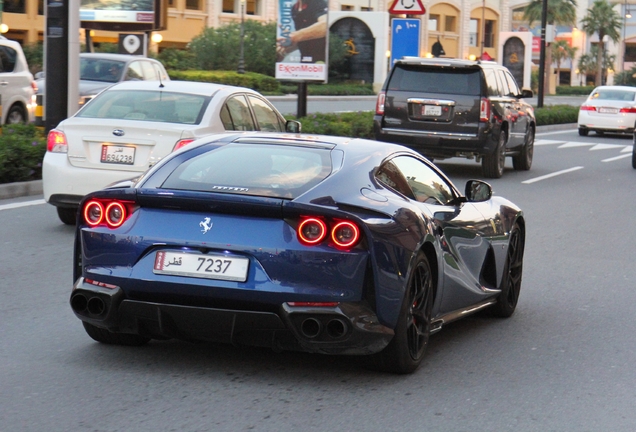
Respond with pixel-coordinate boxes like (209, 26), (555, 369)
(552, 39), (578, 85)
(580, 0), (622, 86)
(524, 0), (577, 93)
(578, 45), (615, 85)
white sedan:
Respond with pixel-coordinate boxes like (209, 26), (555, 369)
(43, 80), (299, 224)
(578, 85), (636, 136)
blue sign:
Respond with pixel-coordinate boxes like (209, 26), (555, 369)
(390, 19), (421, 67)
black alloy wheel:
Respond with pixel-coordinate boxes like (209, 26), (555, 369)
(482, 131), (506, 178)
(371, 252), (434, 374)
(632, 142), (636, 169)
(491, 223), (524, 318)
(512, 126), (534, 171)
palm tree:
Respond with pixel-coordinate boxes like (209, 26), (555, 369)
(524, 0), (578, 93)
(580, 0), (622, 86)
(578, 45), (615, 85)
(552, 40), (578, 85)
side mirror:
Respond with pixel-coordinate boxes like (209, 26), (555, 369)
(520, 88), (533, 98)
(465, 179), (492, 202)
(285, 120), (301, 133)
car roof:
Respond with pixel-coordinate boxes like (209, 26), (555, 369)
(591, 85), (636, 92)
(395, 57), (498, 69)
(79, 53), (163, 64)
(104, 80), (260, 96)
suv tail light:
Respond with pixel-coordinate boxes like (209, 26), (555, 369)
(375, 91), (386, 115)
(47, 129), (68, 153)
(579, 105), (596, 112)
(479, 98), (491, 122)
(297, 217), (361, 250)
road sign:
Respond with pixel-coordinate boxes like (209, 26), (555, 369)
(118, 34), (147, 56)
(390, 19), (421, 67)
(389, 0), (426, 15)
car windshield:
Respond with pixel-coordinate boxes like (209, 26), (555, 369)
(76, 90), (210, 125)
(161, 143), (333, 199)
(591, 89), (636, 102)
(80, 58), (126, 83)
(389, 65), (481, 96)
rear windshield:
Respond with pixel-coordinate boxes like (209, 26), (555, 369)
(161, 144), (332, 199)
(590, 89), (636, 102)
(389, 65), (481, 96)
(80, 58), (125, 83)
(76, 90), (210, 125)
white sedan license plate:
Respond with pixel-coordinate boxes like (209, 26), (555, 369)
(423, 105), (442, 116)
(101, 145), (135, 165)
(599, 107), (619, 114)
(153, 251), (249, 282)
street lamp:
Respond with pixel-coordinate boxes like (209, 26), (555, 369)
(237, 0), (246, 74)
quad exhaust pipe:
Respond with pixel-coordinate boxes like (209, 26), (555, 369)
(71, 293), (107, 317)
(300, 317), (348, 340)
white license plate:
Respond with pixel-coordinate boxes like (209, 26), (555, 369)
(101, 145), (135, 165)
(423, 105), (442, 116)
(599, 107), (619, 114)
(153, 251), (249, 282)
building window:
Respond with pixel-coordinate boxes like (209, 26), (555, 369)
(625, 43), (636, 62)
(444, 16), (456, 33)
(429, 15), (439, 32)
(186, 0), (201, 10)
(484, 20), (495, 48)
(341, 4), (354, 10)
(38, 0), (44, 15)
(469, 19), (478, 46)
(361, 6), (372, 11)
(4, 0), (26, 13)
(168, 0), (174, 6)
(223, 0), (235, 13)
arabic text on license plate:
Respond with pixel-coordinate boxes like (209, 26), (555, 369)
(153, 251), (249, 282)
(423, 105), (442, 116)
(599, 107), (619, 114)
(101, 145), (135, 165)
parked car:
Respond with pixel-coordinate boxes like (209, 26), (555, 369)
(0, 36), (36, 124)
(43, 80), (299, 225)
(374, 58), (535, 178)
(69, 132), (525, 374)
(578, 86), (636, 137)
(35, 53), (170, 107)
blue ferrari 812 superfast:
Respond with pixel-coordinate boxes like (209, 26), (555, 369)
(70, 132), (525, 374)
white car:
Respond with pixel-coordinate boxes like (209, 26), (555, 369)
(0, 37), (36, 124)
(43, 80), (300, 224)
(578, 85), (636, 136)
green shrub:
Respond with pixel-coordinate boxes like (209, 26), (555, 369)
(280, 83), (375, 96)
(0, 124), (46, 184)
(167, 70), (280, 93)
(555, 85), (594, 95)
(291, 111), (374, 138)
(533, 104), (579, 125)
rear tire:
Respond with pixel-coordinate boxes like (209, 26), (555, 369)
(512, 126), (534, 171)
(6, 105), (26, 124)
(482, 131), (506, 178)
(491, 223), (524, 318)
(57, 207), (77, 225)
(370, 252), (434, 374)
(82, 322), (150, 346)
(632, 144), (636, 169)
(578, 127), (588, 136)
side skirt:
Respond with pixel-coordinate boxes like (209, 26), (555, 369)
(429, 298), (498, 334)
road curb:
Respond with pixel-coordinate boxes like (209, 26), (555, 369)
(536, 123), (577, 133)
(0, 179), (43, 200)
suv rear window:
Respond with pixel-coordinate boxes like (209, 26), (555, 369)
(161, 144), (332, 199)
(388, 65), (481, 96)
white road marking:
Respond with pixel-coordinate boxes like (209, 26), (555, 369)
(536, 129), (577, 137)
(535, 139), (566, 146)
(621, 146), (633, 153)
(590, 143), (628, 151)
(602, 154), (632, 162)
(558, 141), (595, 148)
(0, 199), (46, 211)
(522, 167), (584, 184)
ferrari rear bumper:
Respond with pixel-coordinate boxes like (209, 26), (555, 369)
(70, 278), (393, 355)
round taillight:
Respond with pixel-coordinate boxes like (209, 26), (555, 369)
(332, 221), (360, 249)
(298, 218), (327, 245)
(84, 201), (104, 226)
(105, 202), (126, 228)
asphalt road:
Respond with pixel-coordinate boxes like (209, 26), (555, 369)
(2, 127), (636, 431)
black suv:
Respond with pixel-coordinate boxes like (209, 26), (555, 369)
(373, 58), (535, 178)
